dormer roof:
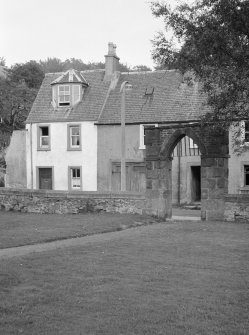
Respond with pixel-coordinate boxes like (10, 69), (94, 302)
(51, 69), (88, 86)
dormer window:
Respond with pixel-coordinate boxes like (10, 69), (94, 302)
(51, 69), (89, 108)
(58, 85), (70, 106)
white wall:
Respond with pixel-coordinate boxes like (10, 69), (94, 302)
(5, 130), (27, 188)
(26, 122), (97, 191)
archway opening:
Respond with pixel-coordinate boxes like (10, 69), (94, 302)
(170, 135), (201, 220)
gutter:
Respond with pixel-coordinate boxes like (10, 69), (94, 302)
(30, 123), (33, 189)
(95, 120), (201, 126)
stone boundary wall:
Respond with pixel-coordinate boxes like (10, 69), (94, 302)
(225, 194), (249, 222)
(0, 188), (146, 215)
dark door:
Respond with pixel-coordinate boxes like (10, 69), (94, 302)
(191, 166), (201, 201)
(39, 168), (52, 190)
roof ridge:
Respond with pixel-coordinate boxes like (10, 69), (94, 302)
(120, 69), (179, 75)
(81, 69), (105, 73)
(45, 72), (64, 76)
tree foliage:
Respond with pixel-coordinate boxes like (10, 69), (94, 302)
(0, 78), (37, 134)
(132, 65), (152, 72)
(9, 60), (44, 89)
(151, 0), (249, 127)
(0, 57), (6, 66)
(39, 57), (133, 73)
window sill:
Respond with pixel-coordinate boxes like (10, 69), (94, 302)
(139, 145), (146, 150)
(37, 147), (51, 151)
(240, 187), (249, 194)
(67, 147), (82, 151)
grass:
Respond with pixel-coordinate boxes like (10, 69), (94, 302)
(0, 219), (249, 334)
(0, 211), (156, 249)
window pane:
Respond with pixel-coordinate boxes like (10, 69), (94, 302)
(246, 174), (249, 186)
(41, 137), (49, 146)
(244, 165), (249, 185)
(71, 136), (80, 146)
(72, 169), (76, 178)
(245, 122), (249, 132)
(71, 127), (79, 135)
(76, 168), (80, 177)
(41, 127), (48, 136)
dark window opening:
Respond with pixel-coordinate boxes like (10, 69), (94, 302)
(59, 102), (70, 106)
(191, 166), (201, 201)
(39, 126), (49, 148)
(244, 165), (249, 185)
(245, 122), (249, 142)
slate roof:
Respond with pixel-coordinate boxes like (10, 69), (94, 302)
(26, 69), (208, 124)
(97, 70), (208, 125)
(26, 70), (110, 123)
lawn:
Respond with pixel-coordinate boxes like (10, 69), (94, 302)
(0, 211), (156, 249)
(0, 219), (248, 334)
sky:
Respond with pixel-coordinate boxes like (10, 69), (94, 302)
(1, 0), (179, 69)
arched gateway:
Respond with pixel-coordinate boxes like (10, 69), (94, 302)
(144, 124), (229, 221)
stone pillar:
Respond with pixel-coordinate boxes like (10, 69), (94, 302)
(144, 128), (172, 219)
(201, 156), (228, 220)
(145, 158), (172, 219)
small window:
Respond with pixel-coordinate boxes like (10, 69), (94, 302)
(244, 165), (249, 186)
(189, 138), (198, 149)
(38, 125), (50, 150)
(68, 125), (81, 150)
(240, 121), (249, 144)
(58, 85), (70, 106)
(139, 124), (158, 149)
(245, 122), (249, 142)
(69, 167), (82, 190)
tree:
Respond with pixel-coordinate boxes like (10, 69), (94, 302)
(39, 57), (135, 73)
(63, 58), (89, 71)
(0, 78), (37, 134)
(132, 65), (152, 72)
(0, 57), (6, 66)
(151, 0), (249, 128)
(39, 57), (64, 73)
(9, 61), (44, 89)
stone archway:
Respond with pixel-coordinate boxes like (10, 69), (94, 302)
(144, 125), (229, 221)
(160, 127), (207, 160)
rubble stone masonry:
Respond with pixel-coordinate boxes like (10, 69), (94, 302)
(0, 188), (145, 215)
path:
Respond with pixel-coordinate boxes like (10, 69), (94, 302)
(0, 224), (166, 259)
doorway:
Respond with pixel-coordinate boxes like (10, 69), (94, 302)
(191, 166), (201, 202)
(38, 168), (53, 190)
(171, 135), (201, 220)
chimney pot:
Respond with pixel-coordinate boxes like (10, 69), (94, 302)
(108, 42), (117, 56)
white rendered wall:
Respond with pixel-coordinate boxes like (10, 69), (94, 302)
(26, 122), (97, 191)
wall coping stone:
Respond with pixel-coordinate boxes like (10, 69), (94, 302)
(225, 194), (249, 203)
(0, 188), (145, 200)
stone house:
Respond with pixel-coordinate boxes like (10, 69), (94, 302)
(5, 42), (203, 201)
(6, 42), (249, 220)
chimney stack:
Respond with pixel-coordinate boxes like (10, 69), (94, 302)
(104, 42), (120, 81)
